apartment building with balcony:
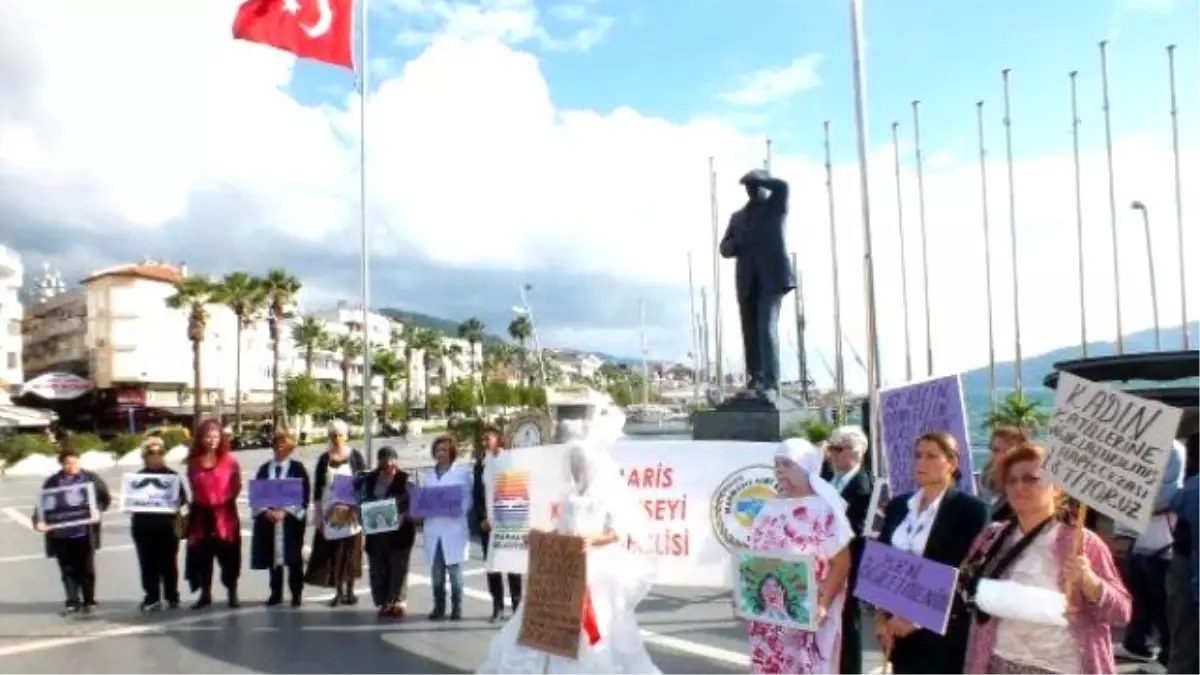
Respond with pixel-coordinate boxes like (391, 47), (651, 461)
(0, 245), (25, 390)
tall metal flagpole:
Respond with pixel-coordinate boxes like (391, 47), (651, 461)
(1101, 40), (1125, 354)
(823, 121), (846, 421)
(911, 101), (934, 376)
(1001, 69), (1023, 396)
(709, 158), (724, 394)
(358, 0), (374, 464)
(1070, 71), (1089, 357)
(791, 252), (809, 404)
(765, 139), (773, 171)
(891, 121), (914, 382)
(700, 288), (711, 383)
(1131, 201), (1162, 349)
(848, 0), (882, 464)
(1168, 45), (1189, 349)
(977, 101), (998, 410)
(687, 252), (700, 405)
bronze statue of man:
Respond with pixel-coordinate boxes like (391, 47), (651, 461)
(719, 169), (795, 403)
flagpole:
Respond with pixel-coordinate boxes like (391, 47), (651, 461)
(358, 0), (374, 464)
(709, 157), (724, 395)
(1001, 68), (1023, 396)
(1168, 45), (1189, 349)
(687, 251), (700, 406)
(977, 101), (998, 410)
(1101, 40), (1125, 354)
(848, 0), (882, 468)
(891, 121), (913, 382)
(911, 100), (934, 376)
(823, 120), (846, 422)
(1070, 71), (1089, 357)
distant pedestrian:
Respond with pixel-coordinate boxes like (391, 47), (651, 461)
(32, 446), (112, 615)
(130, 438), (185, 611)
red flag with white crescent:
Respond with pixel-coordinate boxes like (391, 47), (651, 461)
(233, 0), (354, 70)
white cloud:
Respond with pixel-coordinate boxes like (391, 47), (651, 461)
(721, 54), (824, 107)
(0, 0), (1195, 394)
(390, 0), (613, 52)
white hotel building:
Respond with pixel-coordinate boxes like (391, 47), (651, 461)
(0, 245), (24, 390)
(20, 260), (480, 430)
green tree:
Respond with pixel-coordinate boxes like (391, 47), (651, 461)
(457, 317), (487, 412)
(412, 329), (444, 412)
(373, 348), (407, 428)
(508, 315), (533, 385)
(165, 275), (218, 425)
(985, 391), (1051, 434)
(336, 334), (363, 415)
(214, 271), (267, 432)
(284, 374), (326, 417)
(485, 379), (513, 409)
(262, 268), (302, 429)
(445, 379), (476, 414)
(293, 316), (328, 377)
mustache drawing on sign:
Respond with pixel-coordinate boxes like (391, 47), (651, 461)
(129, 477), (172, 490)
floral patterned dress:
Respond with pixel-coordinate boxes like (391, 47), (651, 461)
(745, 496), (852, 674)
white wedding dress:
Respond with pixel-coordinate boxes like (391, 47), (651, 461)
(476, 491), (661, 674)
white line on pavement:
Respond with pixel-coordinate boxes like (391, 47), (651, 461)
(2, 507), (33, 530)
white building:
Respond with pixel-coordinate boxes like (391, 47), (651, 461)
(0, 246), (25, 390)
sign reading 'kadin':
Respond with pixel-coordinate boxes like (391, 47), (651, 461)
(1046, 371), (1182, 533)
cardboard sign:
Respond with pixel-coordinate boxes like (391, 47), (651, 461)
(411, 485), (464, 519)
(361, 499), (400, 535)
(248, 478), (305, 511)
(38, 482), (99, 530)
(119, 473), (181, 514)
(1046, 372), (1183, 533)
(330, 475), (357, 505)
(517, 530), (588, 660)
(730, 550), (817, 630)
(854, 539), (959, 635)
(879, 374), (976, 497)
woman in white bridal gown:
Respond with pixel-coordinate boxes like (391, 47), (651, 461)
(477, 441), (661, 675)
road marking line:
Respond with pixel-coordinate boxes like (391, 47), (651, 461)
(2, 507), (33, 531)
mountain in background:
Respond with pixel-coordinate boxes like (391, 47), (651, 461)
(961, 321), (1198, 394)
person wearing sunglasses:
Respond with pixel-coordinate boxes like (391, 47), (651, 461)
(131, 438), (185, 611)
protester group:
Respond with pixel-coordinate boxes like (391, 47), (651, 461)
(28, 385), (1200, 675)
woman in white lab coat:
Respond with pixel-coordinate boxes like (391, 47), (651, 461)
(417, 435), (473, 621)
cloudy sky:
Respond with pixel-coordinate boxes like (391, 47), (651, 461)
(1, 0), (1197, 392)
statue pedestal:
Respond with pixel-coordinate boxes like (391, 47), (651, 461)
(691, 394), (807, 442)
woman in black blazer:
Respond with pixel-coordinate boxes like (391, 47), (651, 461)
(472, 425), (522, 622)
(874, 431), (988, 674)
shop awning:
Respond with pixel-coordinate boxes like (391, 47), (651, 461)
(0, 405), (58, 429)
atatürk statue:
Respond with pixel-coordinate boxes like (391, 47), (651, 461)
(719, 169), (794, 403)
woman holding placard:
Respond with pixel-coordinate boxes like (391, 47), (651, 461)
(417, 435), (473, 621)
(742, 437), (853, 674)
(184, 420), (243, 610)
(960, 442), (1130, 674)
(360, 445), (416, 618)
(305, 419), (366, 607)
(249, 431), (311, 608)
(130, 437), (185, 612)
(32, 445), (112, 616)
(474, 425), (523, 622)
(874, 431), (988, 674)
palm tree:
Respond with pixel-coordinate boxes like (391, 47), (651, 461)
(372, 349), (407, 427)
(214, 271), (267, 433)
(293, 316), (328, 377)
(457, 317), (486, 412)
(336, 334), (364, 415)
(508, 315), (533, 384)
(984, 391), (1051, 434)
(262, 268), (301, 430)
(411, 329), (443, 412)
(165, 276), (218, 426)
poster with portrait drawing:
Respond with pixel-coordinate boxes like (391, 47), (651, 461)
(730, 550), (817, 631)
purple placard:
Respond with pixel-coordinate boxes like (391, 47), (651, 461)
(853, 539), (959, 635)
(330, 475), (357, 505)
(878, 374), (975, 497)
(248, 479), (304, 511)
(410, 485), (464, 519)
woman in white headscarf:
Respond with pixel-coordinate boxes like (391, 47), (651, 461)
(743, 438), (854, 674)
(477, 441), (660, 674)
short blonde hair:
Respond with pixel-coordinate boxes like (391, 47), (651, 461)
(327, 419), (349, 437)
(828, 426), (869, 458)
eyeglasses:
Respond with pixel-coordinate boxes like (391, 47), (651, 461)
(1005, 473), (1044, 488)
(827, 445), (848, 454)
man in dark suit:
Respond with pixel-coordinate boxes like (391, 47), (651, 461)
(719, 169), (794, 402)
(821, 426), (874, 674)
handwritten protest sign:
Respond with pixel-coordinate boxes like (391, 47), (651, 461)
(730, 550), (817, 630)
(411, 485), (464, 519)
(1046, 372), (1182, 533)
(38, 482), (99, 530)
(330, 475), (357, 505)
(518, 530), (588, 660)
(248, 479), (305, 511)
(879, 374), (975, 497)
(120, 473), (181, 513)
(854, 539), (959, 635)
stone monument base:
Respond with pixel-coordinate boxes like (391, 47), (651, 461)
(691, 394), (807, 442)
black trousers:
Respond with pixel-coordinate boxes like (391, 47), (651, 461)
(134, 533), (179, 604)
(1124, 552), (1171, 660)
(54, 537), (95, 607)
(189, 539), (241, 596)
(367, 547), (411, 608)
(480, 536), (522, 610)
(268, 562), (304, 601)
(838, 596), (863, 674)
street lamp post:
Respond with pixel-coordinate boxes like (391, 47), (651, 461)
(1130, 201), (1162, 350)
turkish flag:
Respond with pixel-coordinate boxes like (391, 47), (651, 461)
(233, 0), (354, 70)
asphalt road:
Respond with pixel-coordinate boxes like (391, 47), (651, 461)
(0, 439), (1153, 674)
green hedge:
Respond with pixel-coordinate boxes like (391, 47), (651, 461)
(0, 434), (57, 464)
